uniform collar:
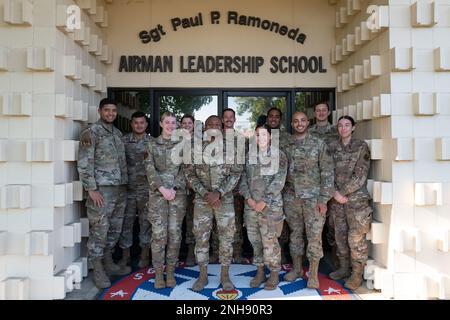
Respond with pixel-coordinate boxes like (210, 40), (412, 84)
(97, 119), (115, 134)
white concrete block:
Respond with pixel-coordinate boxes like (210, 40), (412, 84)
(0, 93), (32, 116)
(393, 138), (415, 161)
(54, 184), (66, 208)
(356, 101), (363, 121)
(434, 47), (450, 71)
(28, 231), (52, 255)
(88, 34), (98, 54)
(373, 181), (393, 204)
(31, 185), (54, 208)
(80, 218), (89, 237)
(0, 231), (7, 255)
(348, 104), (357, 119)
(411, 0), (437, 27)
(413, 92), (439, 115)
(346, 34), (355, 53)
(372, 94), (391, 118)
(435, 228), (450, 252)
(62, 225), (75, 247)
(29, 140), (53, 162)
(3, 0), (33, 26)
(3, 277), (30, 300)
(0, 185), (31, 209)
(0, 47), (10, 71)
(339, 7), (348, 25)
(72, 101), (88, 122)
(391, 47), (415, 71)
(26, 47), (55, 71)
(55, 95), (73, 119)
(88, 68), (96, 88)
(337, 75), (342, 93)
(369, 221), (388, 244)
(72, 181), (84, 202)
(63, 140), (78, 162)
(436, 138), (450, 160)
(346, 0), (361, 16)
(363, 100), (373, 120)
(394, 227), (422, 252)
(342, 73), (349, 91)
(367, 139), (384, 160)
(415, 183), (443, 206)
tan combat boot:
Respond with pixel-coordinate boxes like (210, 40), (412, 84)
(344, 262), (364, 290)
(307, 260), (320, 289)
(264, 271), (279, 290)
(154, 267), (166, 289)
(329, 257), (351, 280)
(185, 244), (196, 267)
(103, 249), (131, 276)
(118, 248), (130, 268)
(220, 265), (235, 291)
(192, 265), (208, 292)
(92, 258), (111, 289)
(138, 246), (150, 268)
(250, 266), (266, 288)
(166, 265), (177, 288)
(284, 255), (303, 282)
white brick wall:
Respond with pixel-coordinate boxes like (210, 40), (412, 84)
(333, 0), (450, 299)
(0, 0), (106, 299)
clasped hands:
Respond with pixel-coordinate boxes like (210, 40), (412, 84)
(158, 186), (177, 201)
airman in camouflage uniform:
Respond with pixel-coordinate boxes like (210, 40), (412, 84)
(240, 125), (287, 290)
(309, 102), (340, 268)
(118, 112), (153, 270)
(267, 107), (293, 265)
(77, 98), (130, 289)
(327, 116), (372, 290)
(283, 112), (335, 289)
(184, 115), (243, 292)
(144, 112), (187, 289)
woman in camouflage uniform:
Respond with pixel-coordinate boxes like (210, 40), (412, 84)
(144, 112), (187, 289)
(327, 115), (372, 290)
(240, 125), (288, 290)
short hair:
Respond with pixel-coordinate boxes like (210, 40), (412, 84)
(256, 123), (272, 135)
(181, 114), (195, 123)
(131, 111), (148, 122)
(314, 101), (330, 112)
(99, 98), (117, 109)
(267, 107), (282, 119)
(256, 115), (267, 128)
(222, 108), (236, 117)
(338, 115), (356, 126)
(205, 115), (221, 125)
(160, 111), (176, 122)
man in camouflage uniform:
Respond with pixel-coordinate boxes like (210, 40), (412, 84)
(77, 98), (130, 289)
(240, 125), (287, 290)
(266, 107), (293, 265)
(309, 101), (340, 268)
(328, 115), (372, 290)
(184, 115), (243, 292)
(144, 112), (187, 289)
(117, 111), (152, 269)
(283, 112), (335, 289)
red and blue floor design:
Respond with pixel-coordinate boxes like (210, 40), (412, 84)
(99, 260), (359, 300)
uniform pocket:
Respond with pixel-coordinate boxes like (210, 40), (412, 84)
(351, 203), (373, 234)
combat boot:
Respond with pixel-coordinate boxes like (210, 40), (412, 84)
(329, 257), (351, 280)
(92, 258), (111, 289)
(103, 250), (131, 276)
(138, 246), (150, 268)
(185, 244), (196, 267)
(264, 271), (279, 290)
(192, 265), (208, 292)
(166, 265), (177, 288)
(344, 262), (364, 290)
(118, 248), (130, 268)
(284, 255), (303, 282)
(233, 246), (245, 264)
(250, 266), (266, 288)
(220, 265), (235, 291)
(307, 260), (320, 289)
(154, 267), (166, 289)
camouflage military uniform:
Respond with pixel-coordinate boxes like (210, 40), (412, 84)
(328, 139), (372, 265)
(119, 133), (152, 250)
(185, 188), (195, 246)
(283, 132), (334, 261)
(77, 119), (128, 259)
(240, 148), (287, 271)
(277, 129), (294, 262)
(309, 123), (340, 250)
(144, 136), (187, 270)
(184, 138), (243, 267)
